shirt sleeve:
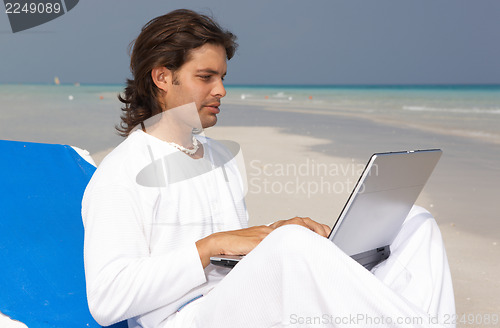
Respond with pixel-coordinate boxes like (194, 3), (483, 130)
(82, 183), (207, 326)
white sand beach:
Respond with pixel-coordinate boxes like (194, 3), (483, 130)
(204, 125), (500, 323)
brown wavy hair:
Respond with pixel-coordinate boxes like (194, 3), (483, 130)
(116, 9), (238, 137)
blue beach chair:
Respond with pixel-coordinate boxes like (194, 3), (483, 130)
(0, 140), (126, 328)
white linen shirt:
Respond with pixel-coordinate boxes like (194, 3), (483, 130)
(82, 130), (248, 327)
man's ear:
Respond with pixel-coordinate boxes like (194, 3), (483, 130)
(151, 66), (172, 92)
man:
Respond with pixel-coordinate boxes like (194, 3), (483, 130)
(82, 9), (455, 327)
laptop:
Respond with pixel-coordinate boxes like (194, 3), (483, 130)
(210, 149), (442, 270)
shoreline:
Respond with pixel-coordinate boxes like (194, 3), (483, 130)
(223, 99), (500, 146)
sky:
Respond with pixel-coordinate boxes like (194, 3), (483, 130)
(1, 0), (499, 86)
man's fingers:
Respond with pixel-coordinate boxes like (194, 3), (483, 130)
(270, 217), (330, 238)
(216, 225), (274, 256)
(322, 224), (331, 237)
(296, 217), (327, 237)
(284, 217), (327, 238)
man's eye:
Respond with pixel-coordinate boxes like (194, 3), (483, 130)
(199, 75), (211, 80)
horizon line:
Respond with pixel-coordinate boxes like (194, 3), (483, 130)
(2, 82), (500, 88)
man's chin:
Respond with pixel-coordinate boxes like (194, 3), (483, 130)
(201, 115), (217, 129)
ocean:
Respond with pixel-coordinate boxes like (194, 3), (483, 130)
(1, 84), (499, 146)
(224, 84), (500, 145)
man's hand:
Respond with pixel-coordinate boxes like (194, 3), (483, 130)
(196, 225), (273, 268)
(196, 218), (331, 268)
(269, 217), (330, 238)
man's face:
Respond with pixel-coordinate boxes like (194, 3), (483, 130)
(164, 43), (228, 129)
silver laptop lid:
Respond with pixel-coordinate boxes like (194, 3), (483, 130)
(328, 149), (442, 256)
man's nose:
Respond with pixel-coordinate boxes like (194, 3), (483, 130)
(212, 79), (226, 98)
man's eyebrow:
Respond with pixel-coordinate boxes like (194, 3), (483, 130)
(196, 69), (226, 76)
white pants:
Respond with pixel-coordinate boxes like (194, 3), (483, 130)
(167, 206), (455, 327)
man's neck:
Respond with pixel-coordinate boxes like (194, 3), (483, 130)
(147, 122), (195, 148)
(146, 114), (199, 148)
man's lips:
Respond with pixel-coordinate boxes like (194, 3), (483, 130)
(204, 103), (220, 114)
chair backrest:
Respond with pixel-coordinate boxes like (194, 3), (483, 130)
(0, 140), (126, 328)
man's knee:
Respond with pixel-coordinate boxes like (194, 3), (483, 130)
(405, 205), (434, 224)
(396, 205), (441, 248)
(266, 224), (316, 243)
(259, 224), (335, 259)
